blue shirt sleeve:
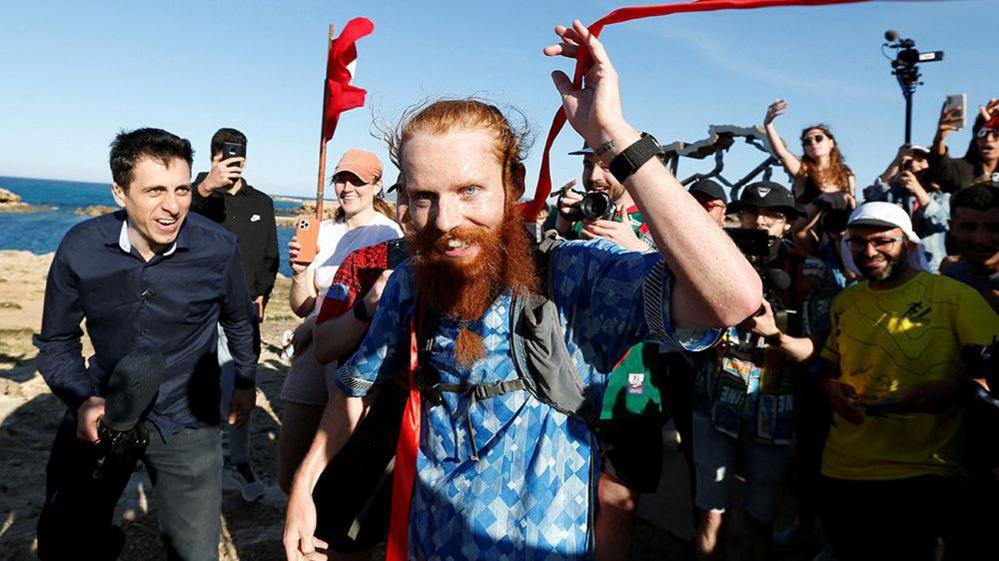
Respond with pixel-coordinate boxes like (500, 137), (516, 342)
(550, 239), (721, 375)
(219, 242), (258, 388)
(33, 243), (95, 411)
(335, 265), (414, 397)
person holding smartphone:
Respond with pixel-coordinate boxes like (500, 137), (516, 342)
(191, 127), (279, 502)
(929, 97), (999, 193)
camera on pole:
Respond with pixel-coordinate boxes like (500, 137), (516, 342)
(883, 30), (944, 144)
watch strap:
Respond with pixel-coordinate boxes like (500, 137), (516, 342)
(608, 133), (661, 183)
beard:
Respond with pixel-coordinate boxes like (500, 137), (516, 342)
(410, 203), (538, 366)
(858, 245), (910, 283)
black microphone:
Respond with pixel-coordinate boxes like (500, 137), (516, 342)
(764, 268), (792, 292)
(884, 29), (899, 42)
(93, 351), (165, 479)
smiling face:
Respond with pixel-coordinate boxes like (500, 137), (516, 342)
(846, 225), (912, 282)
(111, 156), (191, 259)
(801, 127), (834, 160)
(334, 171), (379, 219)
(405, 129), (509, 263)
(582, 153), (627, 204)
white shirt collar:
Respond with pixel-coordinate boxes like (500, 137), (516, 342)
(119, 219), (177, 256)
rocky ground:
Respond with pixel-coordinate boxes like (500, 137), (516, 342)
(0, 249), (798, 561)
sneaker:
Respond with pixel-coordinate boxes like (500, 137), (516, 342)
(232, 462), (266, 503)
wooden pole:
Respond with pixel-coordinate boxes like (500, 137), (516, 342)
(315, 23), (335, 220)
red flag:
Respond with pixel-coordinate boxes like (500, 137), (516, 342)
(521, 0), (876, 221)
(323, 17), (375, 142)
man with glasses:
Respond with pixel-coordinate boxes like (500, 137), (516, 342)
(691, 182), (840, 561)
(817, 202), (999, 561)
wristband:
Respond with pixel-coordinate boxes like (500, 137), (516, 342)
(353, 299), (373, 322)
(608, 133), (662, 183)
(764, 331), (783, 347)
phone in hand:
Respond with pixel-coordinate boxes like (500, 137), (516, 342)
(385, 239), (410, 269)
(292, 217), (320, 265)
(221, 142), (246, 168)
(944, 94), (967, 130)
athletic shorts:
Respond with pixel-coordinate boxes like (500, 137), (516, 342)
(313, 380), (407, 552)
(598, 416), (667, 494)
(280, 334), (339, 406)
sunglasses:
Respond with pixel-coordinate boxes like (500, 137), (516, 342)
(845, 236), (904, 251)
(977, 127), (999, 139)
(802, 134), (826, 145)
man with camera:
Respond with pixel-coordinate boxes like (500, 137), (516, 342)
(191, 127), (278, 502)
(34, 128), (258, 561)
(865, 144), (950, 272)
(554, 144), (662, 560)
(691, 181), (840, 561)
(284, 21), (763, 561)
(817, 201), (998, 561)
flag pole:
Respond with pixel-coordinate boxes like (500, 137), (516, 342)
(315, 23), (335, 221)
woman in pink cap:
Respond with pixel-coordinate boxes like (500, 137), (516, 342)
(279, 149), (402, 494)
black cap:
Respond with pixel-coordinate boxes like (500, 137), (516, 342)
(688, 179), (727, 204)
(568, 143), (592, 156)
(728, 181), (804, 218)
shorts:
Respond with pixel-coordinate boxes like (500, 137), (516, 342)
(598, 416), (666, 494)
(280, 335), (339, 406)
(692, 413), (791, 523)
(313, 380), (407, 552)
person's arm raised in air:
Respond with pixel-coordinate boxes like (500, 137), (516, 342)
(544, 21), (760, 328)
(763, 99), (802, 178)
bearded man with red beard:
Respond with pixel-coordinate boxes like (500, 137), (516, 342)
(285, 21), (762, 561)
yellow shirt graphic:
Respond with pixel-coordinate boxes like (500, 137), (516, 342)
(820, 272), (999, 480)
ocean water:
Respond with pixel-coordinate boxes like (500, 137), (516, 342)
(0, 176), (300, 277)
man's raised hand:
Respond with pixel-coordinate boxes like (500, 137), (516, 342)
(199, 153), (246, 195)
(544, 20), (636, 159)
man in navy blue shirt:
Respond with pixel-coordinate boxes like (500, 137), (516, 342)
(33, 128), (257, 561)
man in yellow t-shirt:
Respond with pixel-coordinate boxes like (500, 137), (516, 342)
(817, 202), (999, 561)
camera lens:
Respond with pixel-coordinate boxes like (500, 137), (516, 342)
(580, 192), (613, 219)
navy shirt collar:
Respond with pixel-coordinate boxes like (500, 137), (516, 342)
(102, 209), (190, 255)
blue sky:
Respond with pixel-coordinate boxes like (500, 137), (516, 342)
(0, 0), (994, 200)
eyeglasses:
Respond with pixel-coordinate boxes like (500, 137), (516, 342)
(845, 236), (904, 251)
(977, 128), (999, 139)
(802, 134), (826, 145)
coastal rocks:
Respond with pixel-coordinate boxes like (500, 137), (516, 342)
(274, 200), (339, 227)
(0, 187), (49, 213)
(74, 205), (118, 217)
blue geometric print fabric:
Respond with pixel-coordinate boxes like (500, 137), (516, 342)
(336, 239), (720, 560)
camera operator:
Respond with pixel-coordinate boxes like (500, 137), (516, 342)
(865, 144), (951, 272)
(692, 181), (841, 561)
(941, 183), (999, 312)
(555, 143), (662, 561)
(930, 98), (999, 193)
(191, 127), (277, 502)
(817, 202), (999, 561)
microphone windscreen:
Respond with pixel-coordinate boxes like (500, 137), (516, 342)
(766, 268), (792, 292)
(102, 351), (165, 432)
(884, 29), (899, 42)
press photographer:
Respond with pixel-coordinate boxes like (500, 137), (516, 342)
(691, 181), (841, 561)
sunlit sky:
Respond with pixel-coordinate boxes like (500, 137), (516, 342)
(1, 0), (993, 200)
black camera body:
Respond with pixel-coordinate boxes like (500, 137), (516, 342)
(93, 420), (150, 480)
(561, 191), (616, 221)
(726, 227), (791, 332)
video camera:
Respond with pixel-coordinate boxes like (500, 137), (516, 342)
(882, 30), (944, 143)
(725, 227), (792, 331)
(93, 351), (164, 480)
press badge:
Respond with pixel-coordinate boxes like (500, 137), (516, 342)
(627, 373), (646, 395)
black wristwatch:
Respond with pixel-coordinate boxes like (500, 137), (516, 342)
(352, 299), (373, 322)
(608, 133), (663, 183)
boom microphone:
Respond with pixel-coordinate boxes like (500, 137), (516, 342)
(93, 351), (165, 479)
(884, 29), (899, 42)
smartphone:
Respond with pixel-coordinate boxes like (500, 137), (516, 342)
(385, 238), (410, 269)
(292, 217), (320, 265)
(944, 94), (967, 130)
(221, 142), (246, 168)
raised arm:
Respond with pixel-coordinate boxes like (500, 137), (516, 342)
(763, 99), (802, 178)
(545, 21), (760, 328)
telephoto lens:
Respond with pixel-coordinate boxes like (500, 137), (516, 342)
(579, 192), (615, 220)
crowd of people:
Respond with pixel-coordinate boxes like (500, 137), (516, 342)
(29, 16), (999, 561)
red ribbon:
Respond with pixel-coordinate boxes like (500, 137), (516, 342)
(385, 318), (422, 561)
(521, 0), (874, 221)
